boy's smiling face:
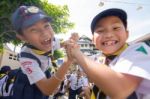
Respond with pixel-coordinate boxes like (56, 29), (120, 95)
(17, 19), (54, 52)
(93, 16), (128, 55)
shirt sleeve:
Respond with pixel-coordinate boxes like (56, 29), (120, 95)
(19, 57), (46, 85)
(112, 43), (150, 80)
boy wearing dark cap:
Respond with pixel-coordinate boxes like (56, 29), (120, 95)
(65, 8), (150, 99)
(10, 5), (74, 99)
(0, 66), (11, 74)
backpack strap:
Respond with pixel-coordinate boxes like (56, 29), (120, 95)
(20, 52), (41, 66)
(1, 75), (8, 96)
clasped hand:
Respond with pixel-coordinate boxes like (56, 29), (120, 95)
(65, 39), (80, 60)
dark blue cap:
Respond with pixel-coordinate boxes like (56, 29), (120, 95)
(11, 5), (52, 33)
(91, 8), (127, 34)
(0, 66), (11, 73)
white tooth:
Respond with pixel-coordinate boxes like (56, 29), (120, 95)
(45, 39), (49, 42)
(104, 41), (115, 46)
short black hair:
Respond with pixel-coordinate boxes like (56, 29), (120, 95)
(91, 8), (127, 34)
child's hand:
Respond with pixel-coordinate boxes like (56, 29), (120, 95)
(60, 33), (79, 48)
(65, 39), (80, 59)
(70, 32), (79, 42)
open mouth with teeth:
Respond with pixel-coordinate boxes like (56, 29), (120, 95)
(41, 38), (52, 47)
(102, 40), (118, 46)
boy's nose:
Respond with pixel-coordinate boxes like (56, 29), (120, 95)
(104, 31), (113, 38)
(42, 31), (49, 36)
(41, 30), (51, 37)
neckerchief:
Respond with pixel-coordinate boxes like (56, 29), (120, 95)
(25, 44), (58, 68)
(26, 44), (52, 56)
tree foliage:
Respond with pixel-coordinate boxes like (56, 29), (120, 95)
(0, 0), (74, 48)
(53, 49), (65, 59)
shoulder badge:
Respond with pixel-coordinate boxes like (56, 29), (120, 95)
(136, 45), (148, 55)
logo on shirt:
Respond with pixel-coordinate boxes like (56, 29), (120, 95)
(25, 67), (33, 74)
(136, 46), (148, 55)
(21, 61), (33, 74)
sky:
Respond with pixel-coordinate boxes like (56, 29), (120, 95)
(49, 0), (150, 41)
(8, 0), (150, 52)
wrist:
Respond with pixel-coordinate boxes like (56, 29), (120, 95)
(63, 58), (73, 65)
(53, 73), (63, 81)
(73, 49), (81, 58)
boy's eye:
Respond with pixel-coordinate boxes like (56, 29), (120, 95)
(30, 29), (38, 33)
(113, 27), (121, 30)
(44, 24), (51, 29)
(97, 30), (104, 33)
(95, 29), (105, 34)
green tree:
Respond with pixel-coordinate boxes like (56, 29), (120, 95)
(53, 49), (65, 59)
(0, 0), (74, 49)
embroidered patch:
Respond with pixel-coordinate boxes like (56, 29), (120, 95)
(21, 61), (33, 74)
(25, 67), (33, 74)
(136, 46), (148, 55)
(27, 6), (39, 13)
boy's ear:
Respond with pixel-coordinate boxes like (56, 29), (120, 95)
(16, 34), (26, 42)
(126, 30), (129, 39)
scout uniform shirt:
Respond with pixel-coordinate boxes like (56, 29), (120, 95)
(110, 42), (150, 99)
(91, 42), (150, 99)
(19, 37), (61, 85)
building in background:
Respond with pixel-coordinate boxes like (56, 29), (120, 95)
(67, 35), (101, 72)
(0, 45), (20, 69)
(77, 35), (100, 56)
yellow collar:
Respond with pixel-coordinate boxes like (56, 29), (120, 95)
(25, 44), (52, 56)
(32, 49), (52, 56)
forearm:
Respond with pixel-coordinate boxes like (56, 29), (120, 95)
(73, 51), (137, 98)
(37, 58), (72, 95)
(65, 40), (141, 98)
